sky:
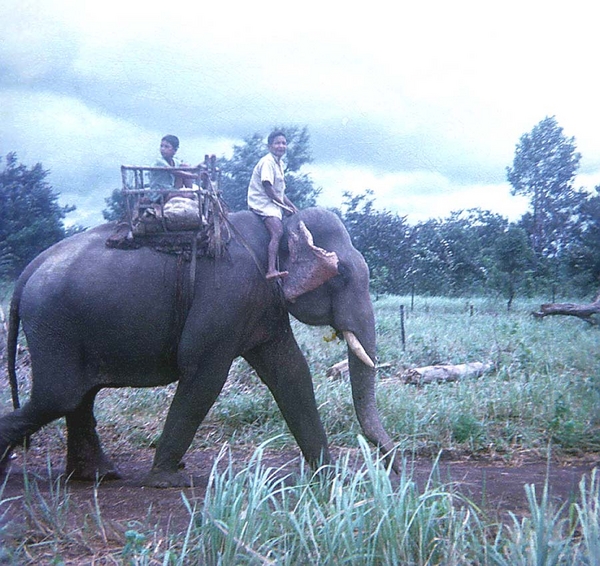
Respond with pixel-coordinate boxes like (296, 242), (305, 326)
(2, 0), (600, 228)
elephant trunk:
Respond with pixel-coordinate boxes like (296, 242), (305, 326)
(347, 350), (400, 473)
(338, 297), (400, 473)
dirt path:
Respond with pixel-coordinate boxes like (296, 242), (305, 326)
(1, 444), (597, 534)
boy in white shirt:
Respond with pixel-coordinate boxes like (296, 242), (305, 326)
(247, 131), (298, 279)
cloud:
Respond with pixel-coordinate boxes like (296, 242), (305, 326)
(0, 89), (236, 224)
(1, 0), (599, 229)
(309, 162), (529, 223)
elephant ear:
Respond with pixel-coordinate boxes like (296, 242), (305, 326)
(283, 221), (339, 302)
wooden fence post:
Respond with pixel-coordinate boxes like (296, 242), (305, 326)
(400, 304), (406, 351)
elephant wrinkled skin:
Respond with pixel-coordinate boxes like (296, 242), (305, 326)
(1, 207), (398, 487)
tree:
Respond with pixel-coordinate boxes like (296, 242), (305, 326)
(438, 209), (507, 294)
(563, 185), (600, 296)
(0, 153), (75, 279)
(103, 188), (126, 222)
(488, 225), (535, 310)
(507, 116), (584, 258)
(406, 209), (508, 297)
(340, 190), (411, 295)
(219, 126), (321, 212)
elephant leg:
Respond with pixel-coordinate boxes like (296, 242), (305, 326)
(244, 331), (331, 469)
(144, 356), (233, 488)
(65, 389), (121, 481)
(0, 402), (62, 474)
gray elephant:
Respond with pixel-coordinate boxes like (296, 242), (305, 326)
(1, 207), (398, 487)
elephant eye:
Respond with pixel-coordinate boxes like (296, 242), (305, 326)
(328, 262), (349, 291)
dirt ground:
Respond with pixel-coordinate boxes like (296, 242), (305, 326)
(1, 441), (598, 536)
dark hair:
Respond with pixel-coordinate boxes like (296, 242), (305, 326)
(267, 130), (286, 145)
(161, 135), (180, 150)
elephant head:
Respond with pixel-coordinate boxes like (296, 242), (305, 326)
(280, 208), (399, 471)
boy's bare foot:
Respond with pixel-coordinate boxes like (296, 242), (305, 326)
(266, 270), (289, 280)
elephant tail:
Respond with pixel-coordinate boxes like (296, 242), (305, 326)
(5, 246), (52, 411)
(7, 290), (22, 410)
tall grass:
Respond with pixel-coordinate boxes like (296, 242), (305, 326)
(2, 442), (600, 564)
(292, 295), (600, 458)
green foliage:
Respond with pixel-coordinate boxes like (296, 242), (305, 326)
(194, 441), (478, 565)
(407, 209), (506, 296)
(0, 153), (75, 279)
(488, 225), (536, 309)
(341, 190), (411, 294)
(563, 185), (600, 296)
(219, 125), (321, 212)
(451, 412), (485, 445)
(338, 198), (549, 302)
(284, 170), (321, 211)
(336, 116), (600, 300)
(102, 187), (126, 222)
(507, 116), (585, 259)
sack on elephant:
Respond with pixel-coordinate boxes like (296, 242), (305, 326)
(163, 196), (201, 230)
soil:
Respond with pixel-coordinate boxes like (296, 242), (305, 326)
(1, 441), (598, 535)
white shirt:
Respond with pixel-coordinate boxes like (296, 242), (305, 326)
(247, 152), (286, 219)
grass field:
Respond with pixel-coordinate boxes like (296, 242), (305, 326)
(1, 293), (600, 563)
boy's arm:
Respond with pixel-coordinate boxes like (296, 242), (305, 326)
(262, 181), (297, 214)
(283, 195), (298, 213)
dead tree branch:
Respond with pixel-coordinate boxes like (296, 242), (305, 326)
(531, 299), (600, 325)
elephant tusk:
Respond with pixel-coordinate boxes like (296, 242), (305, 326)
(343, 331), (375, 368)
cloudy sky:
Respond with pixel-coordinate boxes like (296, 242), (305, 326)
(2, 0), (599, 228)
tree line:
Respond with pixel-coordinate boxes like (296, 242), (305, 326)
(3, 118), (600, 306)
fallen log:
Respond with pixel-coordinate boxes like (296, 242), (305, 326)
(326, 360), (349, 380)
(401, 362), (494, 386)
(531, 300), (600, 325)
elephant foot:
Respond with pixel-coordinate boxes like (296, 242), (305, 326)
(68, 467), (123, 482)
(143, 468), (191, 488)
(66, 456), (122, 481)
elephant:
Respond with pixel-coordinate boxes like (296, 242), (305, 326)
(1, 206), (399, 487)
